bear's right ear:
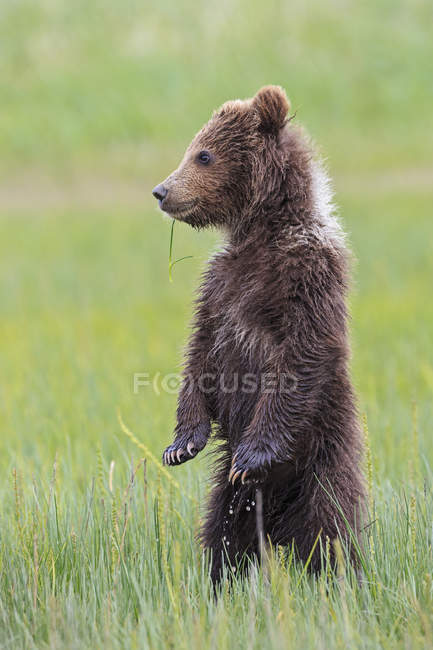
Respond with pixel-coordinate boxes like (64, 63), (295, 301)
(252, 85), (290, 135)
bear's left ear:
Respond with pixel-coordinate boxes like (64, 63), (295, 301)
(252, 85), (290, 135)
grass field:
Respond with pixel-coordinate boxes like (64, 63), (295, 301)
(0, 0), (432, 648)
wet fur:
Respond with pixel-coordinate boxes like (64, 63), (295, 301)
(157, 87), (365, 584)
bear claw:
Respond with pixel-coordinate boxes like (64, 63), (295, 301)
(229, 465), (243, 485)
(187, 441), (196, 455)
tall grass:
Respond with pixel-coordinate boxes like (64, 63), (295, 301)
(1, 420), (432, 648)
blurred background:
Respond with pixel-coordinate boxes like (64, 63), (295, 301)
(0, 0), (432, 485)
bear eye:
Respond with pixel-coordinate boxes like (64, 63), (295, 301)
(197, 150), (211, 165)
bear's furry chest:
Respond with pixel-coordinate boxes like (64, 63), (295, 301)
(205, 252), (278, 365)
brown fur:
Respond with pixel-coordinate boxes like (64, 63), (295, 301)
(153, 86), (365, 584)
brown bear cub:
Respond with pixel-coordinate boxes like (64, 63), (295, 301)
(152, 86), (365, 584)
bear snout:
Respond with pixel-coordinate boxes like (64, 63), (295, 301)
(152, 183), (168, 205)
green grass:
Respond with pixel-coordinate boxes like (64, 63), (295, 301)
(0, 0), (432, 647)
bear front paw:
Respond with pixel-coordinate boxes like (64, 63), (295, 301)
(228, 446), (272, 485)
(162, 421), (210, 466)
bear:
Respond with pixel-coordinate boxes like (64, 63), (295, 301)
(152, 86), (365, 585)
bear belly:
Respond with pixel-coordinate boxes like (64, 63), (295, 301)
(209, 318), (266, 447)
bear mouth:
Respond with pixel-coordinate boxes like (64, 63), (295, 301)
(162, 200), (197, 220)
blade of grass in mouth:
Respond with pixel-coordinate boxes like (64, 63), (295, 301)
(168, 220), (193, 282)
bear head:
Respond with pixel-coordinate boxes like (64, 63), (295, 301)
(152, 86), (291, 230)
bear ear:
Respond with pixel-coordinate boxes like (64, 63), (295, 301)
(252, 85), (290, 135)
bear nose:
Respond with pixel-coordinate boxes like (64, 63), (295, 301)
(152, 184), (168, 202)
